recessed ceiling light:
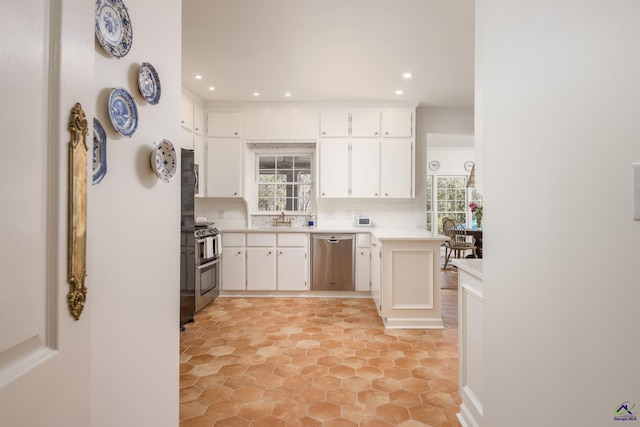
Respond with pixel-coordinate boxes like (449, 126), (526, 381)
(395, 90), (404, 95)
(253, 92), (260, 97)
(402, 73), (413, 79)
(284, 92), (291, 97)
(209, 86), (215, 91)
(194, 75), (202, 80)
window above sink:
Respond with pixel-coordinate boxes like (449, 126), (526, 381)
(256, 154), (314, 213)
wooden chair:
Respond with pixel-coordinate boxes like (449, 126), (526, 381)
(442, 218), (477, 269)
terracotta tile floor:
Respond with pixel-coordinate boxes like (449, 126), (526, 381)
(180, 276), (461, 427)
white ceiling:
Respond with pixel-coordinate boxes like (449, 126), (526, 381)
(181, 0), (475, 108)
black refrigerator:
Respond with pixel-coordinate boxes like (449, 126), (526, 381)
(180, 149), (196, 329)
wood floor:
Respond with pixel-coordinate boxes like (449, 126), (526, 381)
(179, 268), (461, 427)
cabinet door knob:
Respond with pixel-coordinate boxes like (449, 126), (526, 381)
(374, 193), (378, 196)
(360, 251), (364, 255)
(237, 251), (242, 255)
(385, 131), (390, 135)
(234, 131), (238, 135)
(375, 131), (379, 135)
(322, 192), (326, 196)
(233, 192), (238, 196)
(279, 251), (283, 255)
(268, 251), (272, 255)
(385, 193), (389, 197)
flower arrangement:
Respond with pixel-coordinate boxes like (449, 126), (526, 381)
(469, 202), (483, 227)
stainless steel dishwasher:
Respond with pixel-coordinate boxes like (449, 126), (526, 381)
(311, 234), (355, 291)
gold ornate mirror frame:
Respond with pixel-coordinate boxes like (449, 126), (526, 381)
(67, 103), (88, 320)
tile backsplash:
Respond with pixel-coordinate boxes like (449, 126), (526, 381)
(196, 197), (419, 229)
(250, 214), (313, 228)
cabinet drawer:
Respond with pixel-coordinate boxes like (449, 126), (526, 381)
(222, 233), (245, 247)
(357, 233), (371, 248)
(247, 233), (276, 247)
(277, 233), (308, 247)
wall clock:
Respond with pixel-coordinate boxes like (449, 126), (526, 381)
(464, 161), (474, 171)
(428, 160), (440, 171)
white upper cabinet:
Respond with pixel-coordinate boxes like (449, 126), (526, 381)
(181, 97), (205, 148)
(351, 140), (380, 198)
(243, 109), (317, 140)
(208, 112), (242, 138)
(318, 139), (350, 198)
(319, 109), (381, 138)
(206, 138), (243, 197)
(193, 105), (204, 135)
(382, 109), (413, 137)
(181, 98), (194, 130)
(380, 138), (413, 198)
(180, 127), (193, 150)
(351, 109), (381, 138)
(320, 110), (350, 137)
(193, 136), (206, 197)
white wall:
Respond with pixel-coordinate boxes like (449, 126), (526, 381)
(481, 1), (640, 426)
(414, 107), (474, 227)
(90, 0), (181, 425)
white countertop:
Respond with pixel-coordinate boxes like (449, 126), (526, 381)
(451, 258), (483, 279)
(218, 226), (448, 241)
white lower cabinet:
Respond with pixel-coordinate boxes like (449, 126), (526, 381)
(225, 232), (308, 292)
(277, 248), (307, 291)
(276, 233), (308, 291)
(356, 233), (371, 292)
(377, 238), (444, 329)
(246, 248), (276, 290)
(222, 248), (245, 290)
(221, 233), (246, 290)
(356, 248), (371, 292)
(370, 237), (381, 315)
(246, 233), (276, 291)
(453, 260), (484, 427)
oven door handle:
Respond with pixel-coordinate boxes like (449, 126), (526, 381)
(197, 259), (220, 270)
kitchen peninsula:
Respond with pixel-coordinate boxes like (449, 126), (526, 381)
(219, 226), (448, 329)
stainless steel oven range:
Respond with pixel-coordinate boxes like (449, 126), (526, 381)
(194, 226), (221, 311)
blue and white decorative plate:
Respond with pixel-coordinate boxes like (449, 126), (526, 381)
(108, 88), (138, 137)
(95, 0), (133, 58)
(138, 62), (161, 105)
(151, 139), (177, 183)
(93, 118), (107, 184)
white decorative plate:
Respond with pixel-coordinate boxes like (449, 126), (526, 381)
(428, 160), (440, 171)
(108, 88), (138, 137)
(464, 161), (474, 172)
(151, 139), (177, 183)
(138, 62), (161, 105)
(93, 118), (107, 184)
(95, 0), (133, 58)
